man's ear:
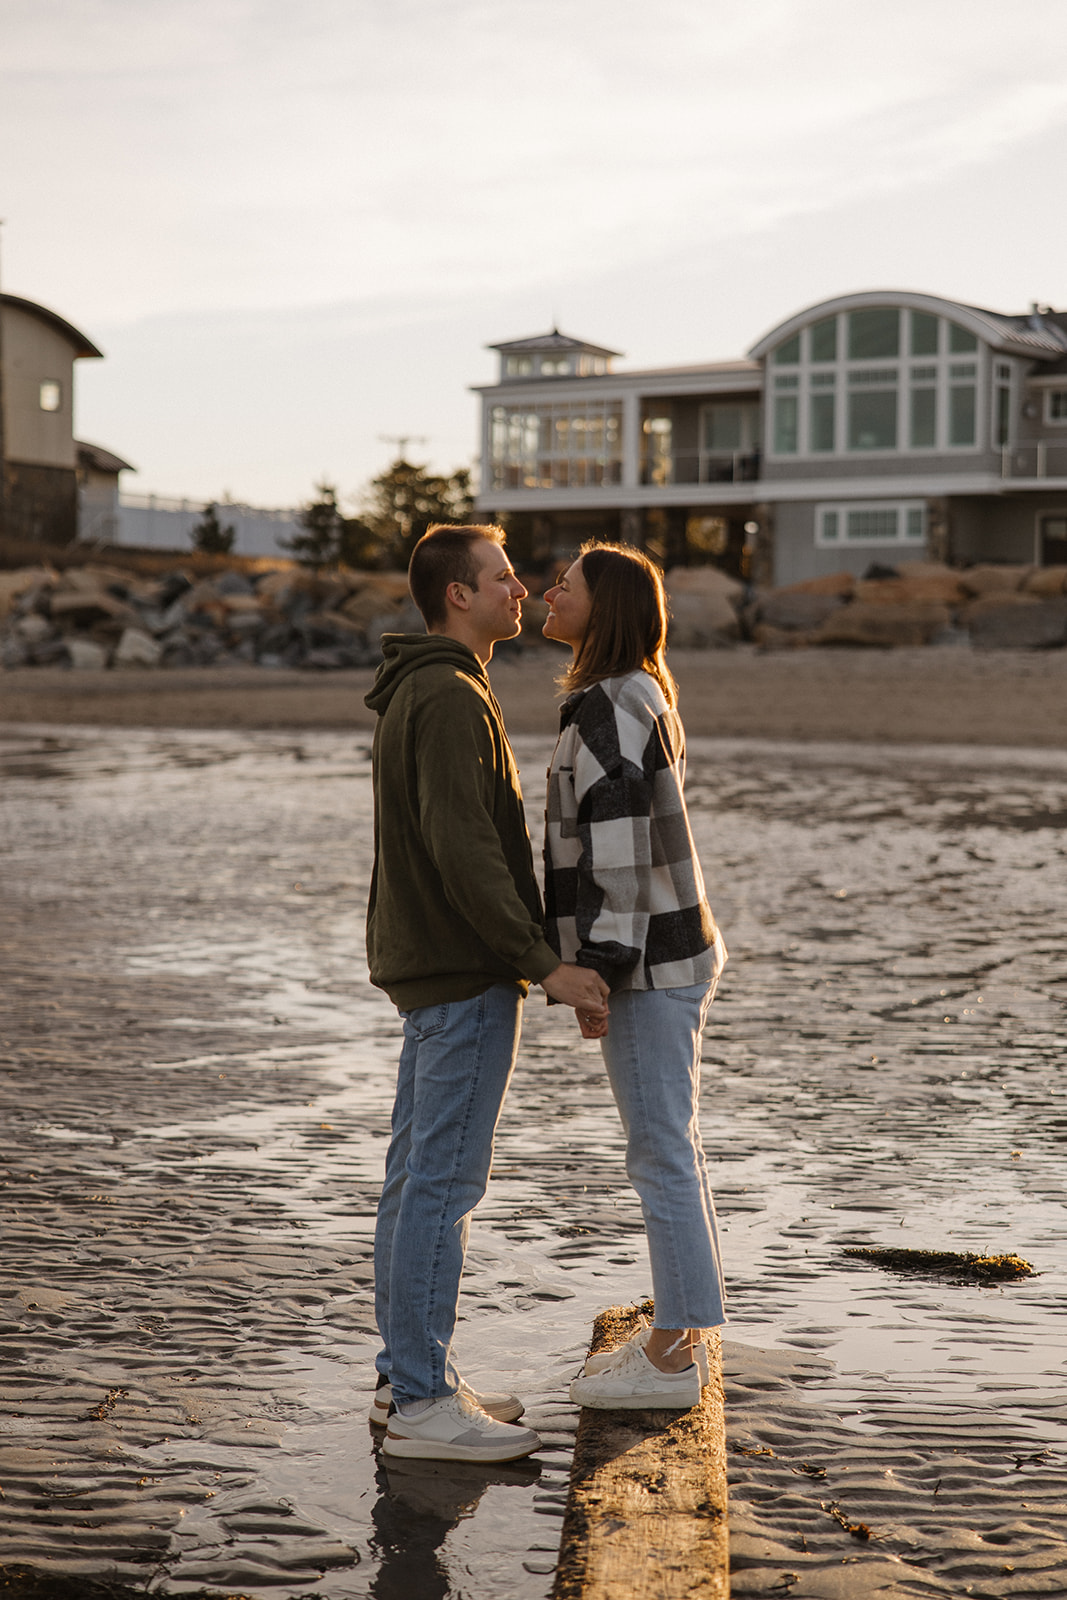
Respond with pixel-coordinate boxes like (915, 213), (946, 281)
(445, 580), (471, 612)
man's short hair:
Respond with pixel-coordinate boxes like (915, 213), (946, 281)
(408, 523), (507, 628)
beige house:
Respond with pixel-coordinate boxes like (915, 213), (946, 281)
(0, 292), (130, 544)
(473, 292), (1067, 584)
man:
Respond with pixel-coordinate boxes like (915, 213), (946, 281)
(365, 523), (608, 1463)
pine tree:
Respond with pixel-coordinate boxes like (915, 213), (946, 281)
(189, 503), (236, 555)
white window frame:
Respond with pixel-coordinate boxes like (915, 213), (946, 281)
(1044, 389), (1067, 426)
(815, 499), (927, 549)
(764, 311), (988, 461)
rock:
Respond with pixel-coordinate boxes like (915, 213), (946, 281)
(756, 591), (845, 631)
(854, 573), (967, 605)
(665, 566), (745, 604)
(50, 589), (141, 629)
(813, 601), (952, 648)
(777, 571), (856, 598)
(213, 570), (255, 597)
(1023, 566), (1067, 597)
(667, 591), (740, 646)
(959, 564), (1033, 597)
(14, 614), (54, 644)
(65, 638), (110, 670)
(113, 627), (164, 667)
(339, 584), (410, 630)
(965, 597), (1067, 649)
(0, 566), (53, 618)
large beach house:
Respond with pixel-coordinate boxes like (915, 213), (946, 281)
(472, 290), (1067, 585)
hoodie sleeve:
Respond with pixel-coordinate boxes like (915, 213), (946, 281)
(414, 674), (560, 985)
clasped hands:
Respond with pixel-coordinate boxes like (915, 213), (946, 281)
(541, 962), (610, 1040)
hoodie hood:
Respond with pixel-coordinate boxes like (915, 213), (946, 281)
(364, 632), (487, 716)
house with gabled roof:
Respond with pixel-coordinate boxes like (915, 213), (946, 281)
(472, 291), (1067, 583)
(0, 293), (132, 545)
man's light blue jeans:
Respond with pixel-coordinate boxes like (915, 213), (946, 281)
(599, 979), (726, 1330)
(374, 983), (523, 1407)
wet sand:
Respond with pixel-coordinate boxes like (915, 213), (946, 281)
(1, 723), (1066, 1596)
(2, 642), (1067, 746)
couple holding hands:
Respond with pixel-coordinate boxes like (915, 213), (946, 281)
(366, 524), (727, 1463)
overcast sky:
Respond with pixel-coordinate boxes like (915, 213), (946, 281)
(4, 0), (1067, 510)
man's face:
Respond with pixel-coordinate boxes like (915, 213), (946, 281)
(464, 540), (528, 649)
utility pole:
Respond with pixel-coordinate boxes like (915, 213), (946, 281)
(378, 434), (428, 463)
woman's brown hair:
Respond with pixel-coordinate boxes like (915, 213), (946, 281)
(561, 541), (677, 708)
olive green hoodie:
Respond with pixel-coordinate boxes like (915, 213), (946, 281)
(365, 633), (559, 1010)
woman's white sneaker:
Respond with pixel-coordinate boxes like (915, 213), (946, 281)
(383, 1389), (541, 1462)
(570, 1341), (702, 1410)
(583, 1322), (710, 1386)
(371, 1377), (524, 1426)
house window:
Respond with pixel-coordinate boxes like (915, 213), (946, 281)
(910, 312), (939, 356)
(949, 364), (977, 446)
(39, 380), (62, 411)
(766, 307), (987, 458)
(810, 317), (837, 362)
(949, 323), (978, 353)
(1046, 390), (1067, 423)
(847, 369), (897, 450)
(489, 401), (622, 490)
(848, 309), (900, 360)
(505, 357), (532, 377)
(816, 500), (926, 547)
(539, 357), (571, 376)
(643, 416), (673, 486)
(809, 373), (836, 452)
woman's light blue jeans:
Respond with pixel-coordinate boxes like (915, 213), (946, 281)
(599, 979), (726, 1330)
(373, 983), (523, 1407)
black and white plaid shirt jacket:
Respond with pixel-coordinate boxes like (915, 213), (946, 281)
(544, 670), (726, 992)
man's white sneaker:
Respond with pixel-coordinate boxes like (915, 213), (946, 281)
(570, 1340), (702, 1411)
(371, 1376), (524, 1426)
(383, 1389), (542, 1462)
(584, 1321), (710, 1386)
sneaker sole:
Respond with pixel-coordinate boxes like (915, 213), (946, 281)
(382, 1431), (541, 1463)
(585, 1346), (710, 1384)
(569, 1384), (701, 1411)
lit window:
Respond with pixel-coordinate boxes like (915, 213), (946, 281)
(540, 358), (571, 376)
(505, 356), (532, 377)
(815, 501), (926, 546)
(39, 380), (62, 411)
(489, 401), (622, 490)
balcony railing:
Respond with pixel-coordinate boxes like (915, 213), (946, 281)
(1001, 442), (1067, 479)
(641, 450), (761, 487)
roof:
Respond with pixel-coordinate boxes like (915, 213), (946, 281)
(76, 440), (135, 474)
(488, 327), (622, 358)
(748, 290), (1067, 363)
(1, 293), (103, 359)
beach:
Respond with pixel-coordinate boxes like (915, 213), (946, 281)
(1, 652), (1066, 1596)
(1, 641), (1067, 745)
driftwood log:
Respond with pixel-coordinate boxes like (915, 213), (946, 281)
(553, 1303), (728, 1600)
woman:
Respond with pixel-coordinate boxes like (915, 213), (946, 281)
(542, 542), (728, 1409)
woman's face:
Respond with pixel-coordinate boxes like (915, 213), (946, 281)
(543, 559), (593, 650)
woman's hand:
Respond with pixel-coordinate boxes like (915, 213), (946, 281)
(576, 1008), (609, 1039)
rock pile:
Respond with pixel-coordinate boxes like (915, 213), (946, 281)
(0, 564), (423, 671)
(746, 561), (1067, 650)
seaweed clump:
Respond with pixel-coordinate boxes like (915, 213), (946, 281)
(843, 1246), (1034, 1282)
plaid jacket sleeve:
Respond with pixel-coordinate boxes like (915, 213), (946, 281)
(544, 672), (722, 990)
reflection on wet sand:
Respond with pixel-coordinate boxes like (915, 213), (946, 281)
(0, 728), (1065, 1596)
(370, 1453), (542, 1600)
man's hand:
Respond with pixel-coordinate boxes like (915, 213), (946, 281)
(542, 962), (609, 1018)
